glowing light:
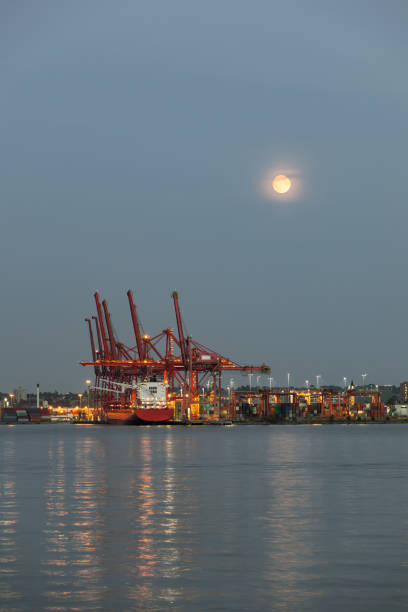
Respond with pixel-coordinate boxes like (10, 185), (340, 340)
(272, 174), (291, 194)
(261, 164), (303, 201)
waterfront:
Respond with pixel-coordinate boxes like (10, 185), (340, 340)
(1, 425), (408, 611)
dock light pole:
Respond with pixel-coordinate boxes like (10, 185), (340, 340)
(256, 375), (260, 389)
(9, 393), (14, 407)
(230, 378), (234, 392)
(78, 393), (83, 410)
(36, 383), (40, 409)
(86, 379), (91, 411)
(305, 379), (310, 389)
(343, 377), (347, 389)
(287, 373), (291, 390)
(248, 373), (253, 392)
(269, 376), (273, 391)
(362, 372), (367, 388)
(316, 375), (321, 388)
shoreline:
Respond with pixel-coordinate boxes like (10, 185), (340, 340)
(2, 418), (408, 426)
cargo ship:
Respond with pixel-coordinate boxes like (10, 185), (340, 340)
(104, 380), (174, 425)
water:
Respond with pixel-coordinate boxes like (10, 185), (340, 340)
(1, 424), (408, 611)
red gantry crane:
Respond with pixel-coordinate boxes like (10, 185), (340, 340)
(81, 289), (269, 423)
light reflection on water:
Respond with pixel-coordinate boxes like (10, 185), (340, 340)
(0, 437), (20, 611)
(1, 425), (408, 610)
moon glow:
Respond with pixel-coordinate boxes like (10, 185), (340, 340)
(272, 174), (292, 194)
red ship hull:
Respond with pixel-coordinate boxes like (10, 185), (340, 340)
(106, 407), (174, 425)
(134, 407), (174, 423)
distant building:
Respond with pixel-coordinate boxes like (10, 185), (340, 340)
(400, 382), (408, 403)
(13, 387), (27, 403)
(391, 404), (408, 417)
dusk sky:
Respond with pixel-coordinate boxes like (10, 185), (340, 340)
(1, 1), (407, 391)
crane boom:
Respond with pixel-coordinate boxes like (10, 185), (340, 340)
(172, 291), (188, 369)
(102, 299), (117, 360)
(85, 318), (97, 363)
(92, 316), (103, 356)
(127, 289), (144, 359)
(94, 292), (110, 359)
(85, 317), (100, 375)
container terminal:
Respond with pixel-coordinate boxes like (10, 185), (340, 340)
(0, 386), (387, 424)
(77, 289), (386, 424)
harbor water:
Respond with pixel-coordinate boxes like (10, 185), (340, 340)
(1, 424), (408, 611)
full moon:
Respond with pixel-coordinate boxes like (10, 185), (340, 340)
(272, 174), (291, 194)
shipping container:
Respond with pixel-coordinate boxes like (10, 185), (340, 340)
(3, 409), (17, 423)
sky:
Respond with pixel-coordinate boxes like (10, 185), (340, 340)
(1, 0), (408, 392)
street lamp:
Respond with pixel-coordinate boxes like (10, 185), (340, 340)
(343, 377), (347, 389)
(362, 372), (367, 388)
(78, 393), (83, 409)
(9, 393), (14, 407)
(305, 379), (310, 389)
